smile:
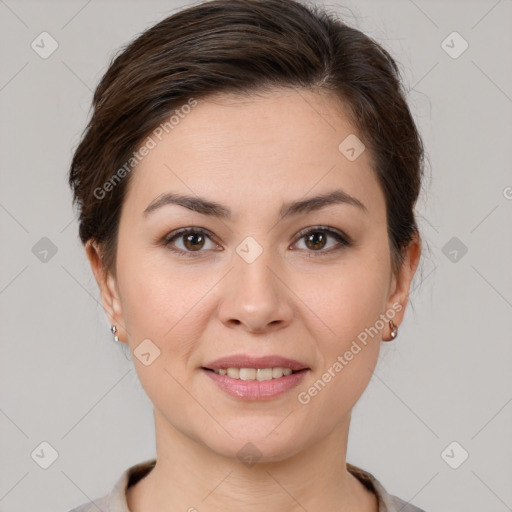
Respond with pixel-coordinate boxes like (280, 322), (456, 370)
(201, 367), (309, 400)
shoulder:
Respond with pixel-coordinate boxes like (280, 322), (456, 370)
(67, 494), (110, 512)
(387, 493), (428, 512)
(66, 459), (157, 512)
(346, 462), (428, 512)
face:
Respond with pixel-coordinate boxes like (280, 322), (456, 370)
(88, 88), (419, 462)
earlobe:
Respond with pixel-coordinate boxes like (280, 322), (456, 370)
(382, 320), (399, 342)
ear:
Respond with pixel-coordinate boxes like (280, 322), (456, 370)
(383, 232), (421, 341)
(85, 240), (127, 343)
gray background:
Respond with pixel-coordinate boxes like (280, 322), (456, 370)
(1, 0), (511, 511)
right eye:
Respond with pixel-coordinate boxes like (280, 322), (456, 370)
(163, 228), (222, 257)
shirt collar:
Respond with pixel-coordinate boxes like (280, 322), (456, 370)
(102, 458), (410, 512)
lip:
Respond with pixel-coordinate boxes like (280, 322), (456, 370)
(203, 354), (309, 371)
(202, 367), (309, 401)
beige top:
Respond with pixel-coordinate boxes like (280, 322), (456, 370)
(68, 458), (427, 512)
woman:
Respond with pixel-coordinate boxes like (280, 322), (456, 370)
(68, 0), (426, 510)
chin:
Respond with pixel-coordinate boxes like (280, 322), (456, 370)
(196, 423), (306, 463)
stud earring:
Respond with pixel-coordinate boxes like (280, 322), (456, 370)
(389, 320), (398, 340)
(110, 324), (119, 342)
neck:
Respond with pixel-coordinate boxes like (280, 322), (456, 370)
(127, 408), (378, 512)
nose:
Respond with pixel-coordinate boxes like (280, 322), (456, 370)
(217, 247), (294, 334)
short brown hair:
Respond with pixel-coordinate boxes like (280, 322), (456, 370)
(68, 0), (424, 276)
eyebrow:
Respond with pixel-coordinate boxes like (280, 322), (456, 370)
(142, 188), (368, 220)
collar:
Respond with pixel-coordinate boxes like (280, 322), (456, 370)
(90, 458), (424, 512)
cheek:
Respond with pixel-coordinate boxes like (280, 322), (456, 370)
(303, 250), (390, 389)
(301, 265), (386, 414)
(117, 249), (220, 361)
(118, 247), (185, 327)
(304, 256), (390, 341)
(116, 254), (208, 412)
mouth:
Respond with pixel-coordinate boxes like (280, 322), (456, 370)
(200, 355), (310, 399)
(201, 366), (309, 400)
(201, 366), (307, 380)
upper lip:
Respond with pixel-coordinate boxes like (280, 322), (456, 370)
(203, 355), (309, 371)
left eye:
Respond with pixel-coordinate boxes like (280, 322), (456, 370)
(162, 226), (351, 257)
(292, 227), (351, 254)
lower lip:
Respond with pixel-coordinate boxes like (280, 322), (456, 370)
(201, 368), (309, 401)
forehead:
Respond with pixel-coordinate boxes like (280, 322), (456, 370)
(122, 88), (384, 221)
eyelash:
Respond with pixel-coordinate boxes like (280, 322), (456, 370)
(161, 225), (352, 259)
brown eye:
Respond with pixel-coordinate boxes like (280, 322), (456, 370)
(293, 227), (352, 256)
(183, 232), (206, 251)
(304, 231), (327, 251)
(164, 228), (220, 257)
(163, 226), (351, 259)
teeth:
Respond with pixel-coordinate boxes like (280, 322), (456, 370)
(213, 367), (295, 380)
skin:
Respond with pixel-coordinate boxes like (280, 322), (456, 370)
(86, 88), (421, 512)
